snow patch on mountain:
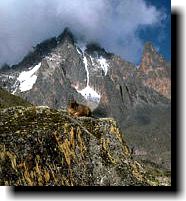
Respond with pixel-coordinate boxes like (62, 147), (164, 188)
(77, 85), (100, 103)
(79, 52), (101, 103)
(83, 54), (90, 86)
(74, 45), (101, 104)
(75, 42), (110, 76)
(97, 57), (109, 75)
(76, 47), (82, 55)
(14, 62), (41, 93)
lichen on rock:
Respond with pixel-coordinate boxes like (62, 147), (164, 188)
(0, 106), (170, 186)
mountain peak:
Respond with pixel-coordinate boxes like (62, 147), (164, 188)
(139, 42), (166, 73)
(139, 42), (171, 99)
(57, 27), (76, 45)
(143, 42), (156, 53)
(9, 28), (76, 71)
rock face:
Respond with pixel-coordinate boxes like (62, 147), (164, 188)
(139, 42), (171, 99)
(0, 106), (170, 186)
(0, 28), (171, 171)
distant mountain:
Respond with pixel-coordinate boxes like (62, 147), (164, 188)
(0, 28), (171, 170)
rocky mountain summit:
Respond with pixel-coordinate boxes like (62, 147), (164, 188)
(0, 105), (170, 186)
(0, 28), (171, 172)
(139, 42), (171, 99)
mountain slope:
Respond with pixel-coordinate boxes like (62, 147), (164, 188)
(0, 87), (32, 109)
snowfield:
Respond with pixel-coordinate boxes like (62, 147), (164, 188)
(17, 63), (41, 92)
(97, 56), (109, 75)
(77, 85), (100, 103)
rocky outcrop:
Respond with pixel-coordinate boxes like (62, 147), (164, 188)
(0, 106), (170, 186)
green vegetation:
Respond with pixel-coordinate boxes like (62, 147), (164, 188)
(0, 87), (32, 109)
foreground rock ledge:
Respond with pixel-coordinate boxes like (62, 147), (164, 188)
(0, 106), (170, 186)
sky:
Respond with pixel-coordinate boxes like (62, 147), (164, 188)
(0, 0), (171, 67)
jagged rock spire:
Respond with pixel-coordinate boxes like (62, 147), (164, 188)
(139, 42), (171, 99)
(57, 27), (76, 45)
(139, 42), (166, 73)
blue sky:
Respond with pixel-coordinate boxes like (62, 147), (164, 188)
(139, 0), (171, 61)
(0, 0), (171, 66)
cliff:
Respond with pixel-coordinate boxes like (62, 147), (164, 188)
(0, 106), (170, 186)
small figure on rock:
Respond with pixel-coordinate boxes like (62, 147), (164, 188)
(67, 99), (91, 117)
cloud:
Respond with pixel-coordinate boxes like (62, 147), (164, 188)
(0, 0), (166, 66)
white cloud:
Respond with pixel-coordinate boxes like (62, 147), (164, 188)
(0, 0), (166, 66)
